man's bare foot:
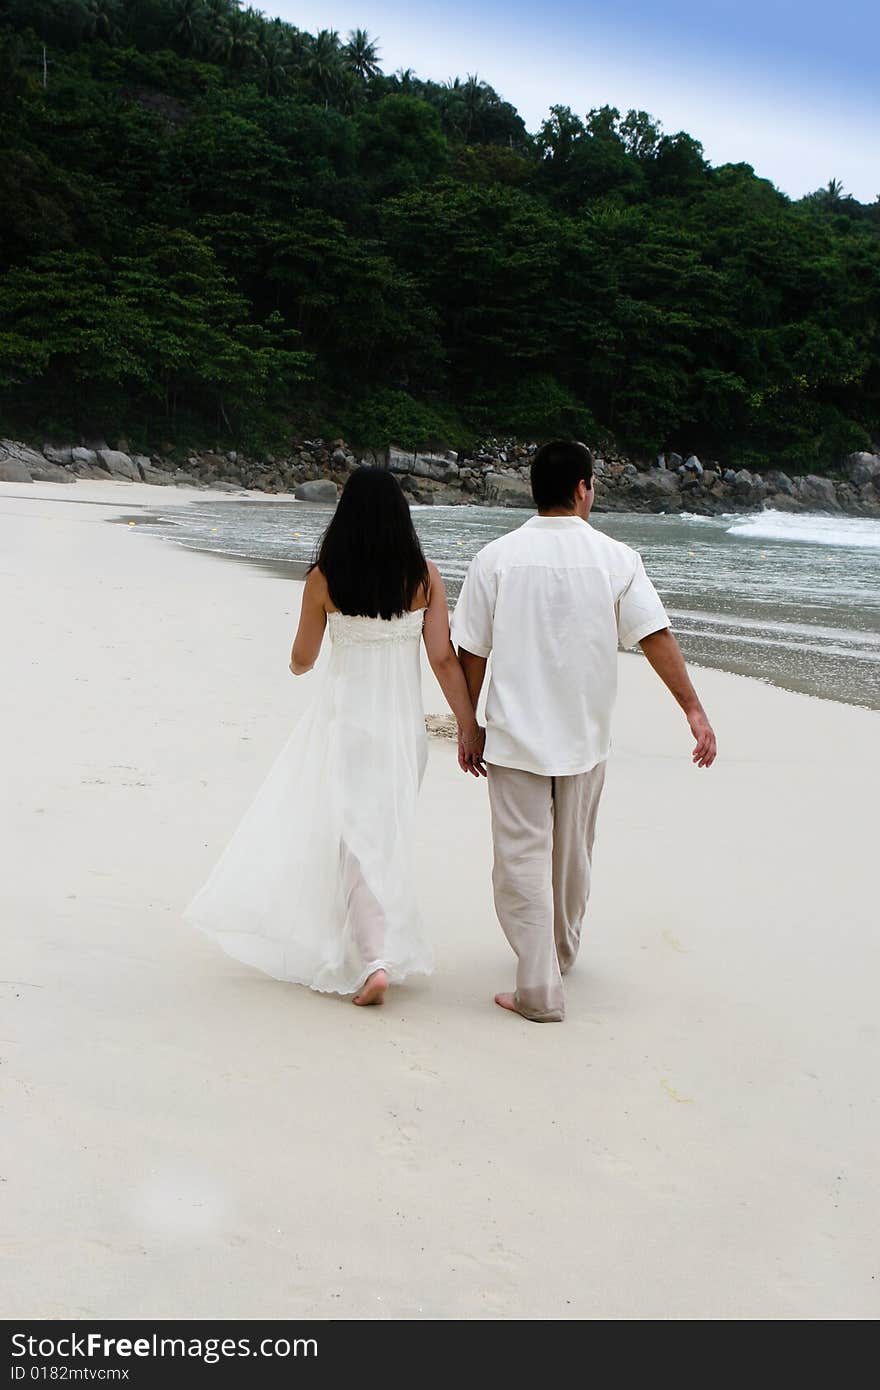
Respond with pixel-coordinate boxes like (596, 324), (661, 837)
(353, 969), (388, 1006)
(494, 991), (564, 1022)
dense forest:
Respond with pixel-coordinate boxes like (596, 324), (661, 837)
(1, 0), (878, 470)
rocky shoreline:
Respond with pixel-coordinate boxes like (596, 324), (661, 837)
(2, 435), (879, 517)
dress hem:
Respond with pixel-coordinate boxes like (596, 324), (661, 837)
(189, 917), (434, 997)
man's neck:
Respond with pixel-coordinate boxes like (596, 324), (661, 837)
(538, 508), (588, 519)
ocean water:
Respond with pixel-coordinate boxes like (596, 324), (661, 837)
(132, 501), (880, 709)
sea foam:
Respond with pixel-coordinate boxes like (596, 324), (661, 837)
(727, 510), (880, 550)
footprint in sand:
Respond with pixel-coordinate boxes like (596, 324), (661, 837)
(376, 1120), (420, 1165)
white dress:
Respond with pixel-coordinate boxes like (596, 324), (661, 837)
(185, 608), (433, 994)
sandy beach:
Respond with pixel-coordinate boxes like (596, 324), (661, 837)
(2, 479), (878, 1321)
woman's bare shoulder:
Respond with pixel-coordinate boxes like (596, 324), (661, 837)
(411, 561), (442, 613)
(305, 565), (334, 608)
(425, 561), (446, 602)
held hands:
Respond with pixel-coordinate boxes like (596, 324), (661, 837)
(458, 724), (487, 778)
(687, 707), (717, 768)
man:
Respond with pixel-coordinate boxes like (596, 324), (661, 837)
(452, 440), (716, 1023)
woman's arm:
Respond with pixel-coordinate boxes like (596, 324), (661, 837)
(422, 563), (485, 772)
(289, 568), (328, 675)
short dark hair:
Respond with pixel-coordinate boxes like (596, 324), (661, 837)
(530, 441), (594, 511)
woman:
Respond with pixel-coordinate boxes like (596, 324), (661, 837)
(185, 467), (483, 1006)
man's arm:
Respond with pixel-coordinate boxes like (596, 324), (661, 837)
(638, 628), (717, 768)
(458, 648), (488, 709)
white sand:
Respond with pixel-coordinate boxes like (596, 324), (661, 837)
(2, 480), (878, 1321)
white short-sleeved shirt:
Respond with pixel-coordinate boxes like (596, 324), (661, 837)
(451, 515), (669, 776)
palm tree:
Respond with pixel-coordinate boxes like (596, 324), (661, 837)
(304, 29), (343, 106)
(825, 178), (845, 201)
(461, 74), (486, 141)
(256, 25), (290, 96)
(226, 4), (259, 70)
(201, 0), (234, 61)
(344, 28), (381, 81)
(168, 0), (208, 55)
(439, 74), (486, 141)
(80, 0), (123, 44)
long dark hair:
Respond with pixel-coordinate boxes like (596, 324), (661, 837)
(313, 467), (430, 619)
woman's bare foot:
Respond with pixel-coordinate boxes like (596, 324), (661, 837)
(494, 991), (518, 1013)
(353, 969), (388, 1007)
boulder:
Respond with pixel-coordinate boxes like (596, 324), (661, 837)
(400, 476), (462, 506)
(97, 448), (139, 481)
(0, 457), (33, 483)
(295, 479), (338, 503)
(798, 474), (839, 510)
(415, 455), (459, 481)
(667, 452), (683, 469)
(330, 448), (348, 466)
(483, 472), (533, 508)
(723, 468), (737, 484)
(859, 483), (880, 513)
(43, 444), (74, 465)
(762, 493), (803, 513)
(1, 439), (74, 482)
(842, 451), (880, 487)
(28, 459), (75, 483)
(388, 447), (417, 475)
(764, 469), (796, 497)
(71, 447), (102, 473)
(683, 454), (704, 475)
(388, 448), (460, 483)
(1, 440), (45, 473)
(733, 468), (757, 499)
(140, 465), (173, 486)
(627, 470), (683, 508)
(359, 447), (389, 468)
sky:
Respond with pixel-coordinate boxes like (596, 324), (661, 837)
(268, 0), (879, 201)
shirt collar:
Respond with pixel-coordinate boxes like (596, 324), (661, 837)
(524, 514), (590, 528)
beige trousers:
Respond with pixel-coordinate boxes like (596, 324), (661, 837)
(487, 761), (607, 1022)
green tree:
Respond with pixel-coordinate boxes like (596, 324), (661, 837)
(168, 0), (208, 56)
(344, 28), (380, 82)
(0, 0), (877, 461)
(356, 95), (449, 196)
(0, 237), (312, 442)
(303, 28), (343, 106)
